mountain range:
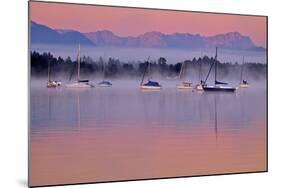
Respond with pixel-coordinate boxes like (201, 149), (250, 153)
(31, 21), (265, 51)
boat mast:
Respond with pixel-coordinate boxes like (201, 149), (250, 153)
(47, 60), (51, 81)
(240, 56), (244, 84)
(148, 59), (151, 80)
(103, 53), (106, 80)
(77, 44), (81, 82)
(140, 56), (150, 86)
(203, 48), (217, 84)
(214, 47), (218, 85)
(179, 61), (184, 80)
(199, 50), (203, 82)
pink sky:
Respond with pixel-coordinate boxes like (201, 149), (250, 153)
(30, 1), (267, 47)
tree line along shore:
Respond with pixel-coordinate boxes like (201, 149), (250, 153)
(30, 51), (267, 81)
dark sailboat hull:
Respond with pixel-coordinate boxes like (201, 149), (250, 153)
(203, 86), (236, 92)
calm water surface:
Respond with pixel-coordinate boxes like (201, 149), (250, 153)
(30, 80), (267, 186)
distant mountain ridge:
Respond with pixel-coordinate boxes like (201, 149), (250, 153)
(31, 21), (93, 45)
(31, 21), (265, 51)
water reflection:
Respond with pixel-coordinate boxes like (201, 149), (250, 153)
(214, 94), (218, 142)
(76, 94), (81, 131)
(30, 81), (267, 187)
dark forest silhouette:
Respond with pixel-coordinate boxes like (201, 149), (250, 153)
(30, 51), (266, 81)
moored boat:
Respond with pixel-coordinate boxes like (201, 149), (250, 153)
(176, 61), (192, 89)
(194, 51), (204, 91)
(97, 56), (112, 87)
(47, 80), (61, 88)
(140, 57), (162, 90)
(141, 80), (162, 90)
(98, 80), (112, 87)
(65, 45), (94, 88)
(202, 47), (236, 92)
(239, 56), (249, 88)
(240, 80), (249, 88)
(46, 59), (61, 88)
(65, 80), (94, 88)
(195, 83), (204, 91)
(203, 85), (236, 92)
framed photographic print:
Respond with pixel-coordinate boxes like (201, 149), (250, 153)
(29, 0), (268, 187)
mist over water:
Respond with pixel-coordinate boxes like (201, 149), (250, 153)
(31, 44), (267, 64)
(30, 44), (267, 86)
(31, 76), (266, 89)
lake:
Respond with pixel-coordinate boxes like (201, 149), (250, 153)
(29, 80), (267, 186)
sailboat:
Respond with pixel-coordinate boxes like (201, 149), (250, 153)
(98, 56), (112, 87)
(239, 56), (249, 88)
(176, 61), (192, 89)
(46, 60), (61, 88)
(65, 45), (94, 88)
(202, 47), (236, 92)
(195, 52), (204, 91)
(140, 57), (162, 90)
(98, 80), (112, 87)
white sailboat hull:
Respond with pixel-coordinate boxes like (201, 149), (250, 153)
(195, 84), (204, 91)
(47, 81), (61, 88)
(65, 82), (94, 88)
(98, 84), (112, 87)
(239, 83), (249, 88)
(140, 85), (162, 90)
